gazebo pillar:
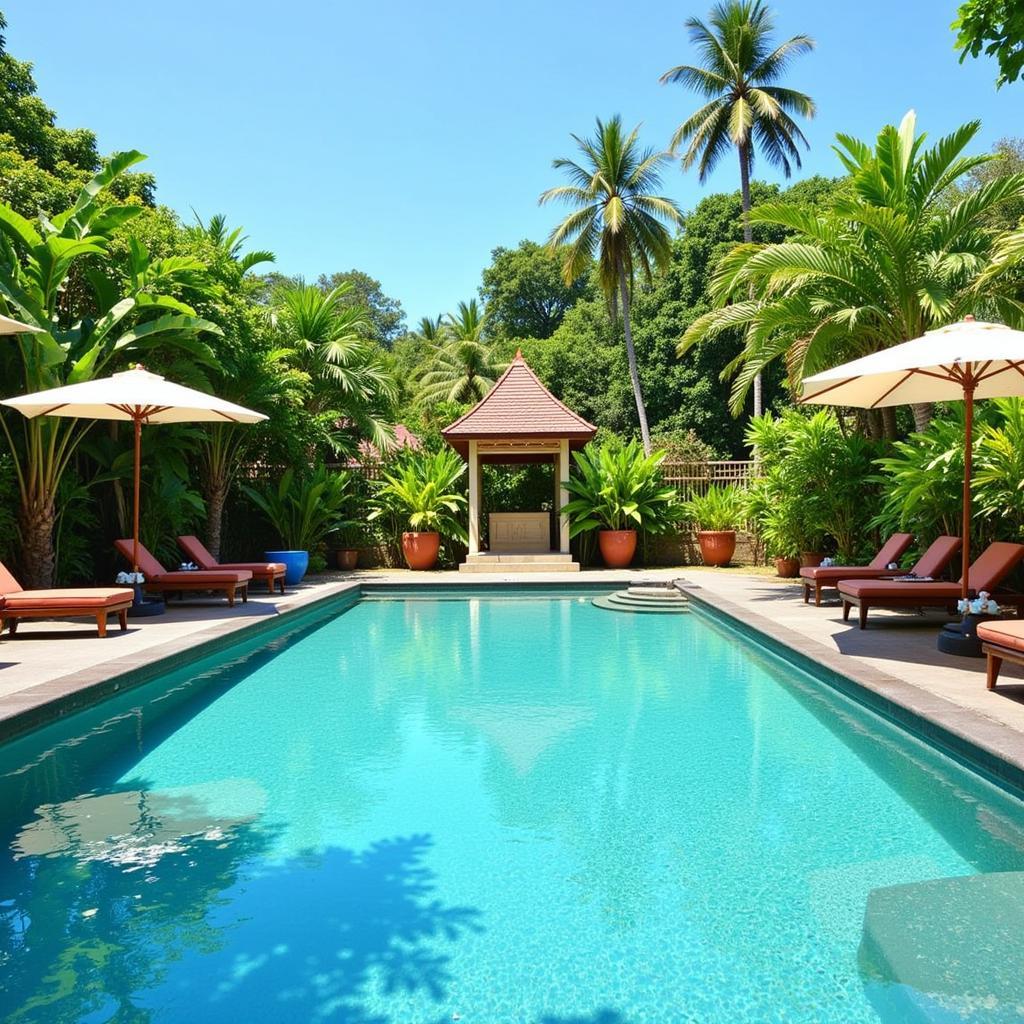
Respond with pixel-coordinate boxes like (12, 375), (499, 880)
(557, 438), (570, 553)
(468, 439), (481, 555)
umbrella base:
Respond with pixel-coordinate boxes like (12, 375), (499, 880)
(936, 614), (997, 658)
(128, 585), (165, 618)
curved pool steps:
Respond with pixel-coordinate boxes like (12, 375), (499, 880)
(592, 588), (690, 614)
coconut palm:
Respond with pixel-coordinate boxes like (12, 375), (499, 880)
(540, 116), (683, 454)
(274, 281), (397, 453)
(660, 0), (815, 414)
(416, 300), (503, 405)
(679, 112), (1024, 433)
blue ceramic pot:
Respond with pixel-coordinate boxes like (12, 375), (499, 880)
(265, 550), (308, 585)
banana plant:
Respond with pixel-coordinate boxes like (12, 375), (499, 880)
(0, 150), (222, 586)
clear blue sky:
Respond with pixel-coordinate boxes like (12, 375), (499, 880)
(4, 1), (1019, 326)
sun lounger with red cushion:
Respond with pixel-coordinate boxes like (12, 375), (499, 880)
(801, 534), (960, 606)
(176, 535), (286, 594)
(0, 561), (133, 637)
(838, 541), (1024, 629)
(800, 533), (914, 606)
(977, 619), (1024, 690)
(114, 539), (252, 607)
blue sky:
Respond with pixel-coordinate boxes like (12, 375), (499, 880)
(4, 1), (1020, 326)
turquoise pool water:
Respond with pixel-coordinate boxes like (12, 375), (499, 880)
(1, 591), (1024, 1023)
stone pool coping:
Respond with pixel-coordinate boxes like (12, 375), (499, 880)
(679, 580), (1024, 797)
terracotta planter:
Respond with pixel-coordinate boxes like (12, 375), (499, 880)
(697, 530), (736, 567)
(335, 548), (359, 571)
(598, 529), (637, 568)
(800, 551), (825, 568)
(402, 531), (440, 570)
(775, 556), (800, 578)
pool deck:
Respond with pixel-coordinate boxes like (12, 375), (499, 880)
(2, 566), (1024, 785)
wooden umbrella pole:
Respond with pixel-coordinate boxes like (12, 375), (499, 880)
(961, 378), (975, 601)
(133, 413), (141, 575)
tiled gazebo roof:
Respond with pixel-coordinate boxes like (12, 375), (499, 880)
(442, 351), (596, 456)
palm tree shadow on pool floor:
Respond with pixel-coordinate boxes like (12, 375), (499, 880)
(151, 832), (483, 1023)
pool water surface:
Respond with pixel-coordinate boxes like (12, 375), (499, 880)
(1, 592), (1023, 1023)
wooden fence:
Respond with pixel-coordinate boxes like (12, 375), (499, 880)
(249, 459), (758, 492)
(660, 460), (758, 495)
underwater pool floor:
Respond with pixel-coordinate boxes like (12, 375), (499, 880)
(1, 591), (1024, 1022)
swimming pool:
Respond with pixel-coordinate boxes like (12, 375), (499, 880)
(1, 588), (1023, 1023)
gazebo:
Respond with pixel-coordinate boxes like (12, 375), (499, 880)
(442, 351), (597, 572)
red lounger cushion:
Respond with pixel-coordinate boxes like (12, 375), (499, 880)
(800, 566), (903, 584)
(149, 570), (252, 585)
(114, 539), (251, 584)
(977, 620), (1024, 654)
(177, 536), (283, 575)
(2, 588), (133, 610)
(799, 533), (914, 582)
(838, 580), (959, 601)
(210, 562), (285, 574)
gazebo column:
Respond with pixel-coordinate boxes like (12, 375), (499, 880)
(468, 439), (481, 555)
(558, 438), (570, 554)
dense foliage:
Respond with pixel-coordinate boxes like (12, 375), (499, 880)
(954, 0), (1024, 86)
(561, 441), (680, 536)
(0, 3), (1022, 579)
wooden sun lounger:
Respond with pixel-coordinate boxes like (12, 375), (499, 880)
(978, 620), (1024, 690)
(838, 541), (1024, 630)
(177, 535), (286, 594)
(800, 533), (914, 606)
(114, 539), (252, 607)
(802, 535), (960, 607)
(0, 561), (133, 638)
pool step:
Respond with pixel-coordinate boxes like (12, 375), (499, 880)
(592, 588), (690, 614)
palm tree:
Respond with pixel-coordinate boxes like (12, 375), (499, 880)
(417, 300), (503, 405)
(679, 112), (1024, 435)
(274, 281), (397, 453)
(660, 0), (815, 415)
(540, 116), (683, 454)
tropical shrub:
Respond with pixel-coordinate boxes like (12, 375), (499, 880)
(873, 398), (1024, 551)
(368, 448), (468, 541)
(745, 410), (879, 560)
(243, 465), (353, 552)
(562, 440), (680, 536)
(682, 484), (743, 531)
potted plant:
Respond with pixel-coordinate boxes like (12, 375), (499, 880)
(333, 523), (362, 570)
(243, 465), (352, 584)
(368, 448), (468, 570)
(682, 484), (743, 567)
(561, 440), (680, 569)
(761, 500), (803, 578)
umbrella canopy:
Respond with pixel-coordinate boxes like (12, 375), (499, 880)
(0, 313), (44, 335)
(1, 365), (267, 424)
(802, 317), (1024, 600)
(1, 366), (266, 575)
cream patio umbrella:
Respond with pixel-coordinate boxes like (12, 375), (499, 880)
(0, 365), (266, 575)
(801, 316), (1024, 601)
